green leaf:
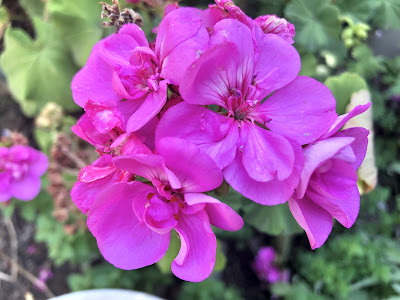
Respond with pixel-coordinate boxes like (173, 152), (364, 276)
(0, 202), (15, 219)
(19, 0), (45, 17)
(34, 128), (57, 155)
(348, 45), (385, 79)
(372, 0), (400, 30)
(48, 0), (104, 67)
(335, 0), (376, 23)
(214, 239), (226, 272)
(0, 18), (79, 117)
(324, 72), (368, 115)
(299, 53), (317, 77)
(285, 0), (341, 52)
(244, 203), (303, 235)
(157, 231), (180, 273)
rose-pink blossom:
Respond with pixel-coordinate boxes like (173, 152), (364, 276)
(0, 145), (48, 202)
(87, 137), (243, 282)
(157, 19), (337, 205)
(289, 104), (371, 249)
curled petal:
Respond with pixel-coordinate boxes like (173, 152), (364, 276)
(89, 182), (170, 269)
(184, 193), (243, 231)
(156, 137), (223, 193)
(172, 210), (216, 282)
(289, 196), (333, 250)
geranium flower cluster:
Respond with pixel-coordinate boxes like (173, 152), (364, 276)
(70, 0), (370, 281)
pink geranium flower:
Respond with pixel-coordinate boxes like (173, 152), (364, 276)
(255, 15), (295, 44)
(289, 104), (371, 249)
(87, 137), (243, 281)
(157, 19), (337, 205)
(253, 246), (289, 284)
(72, 8), (208, 133)
(0, 145), (48, 202)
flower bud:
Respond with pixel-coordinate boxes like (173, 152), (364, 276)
(255, 15), (295, 44)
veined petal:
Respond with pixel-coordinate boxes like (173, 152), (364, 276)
(253, 28), (300, 97)
(288, 196), (333, 250)
(258, 76), (337, 145)
(240, 123), (294, 182)
(224, 142), (302, 205)
(172, 210), (216, 282)
(333, 127), (369, 171)
(320, 103), (371, 139)
(89, 182), (170, 269)
(297, 137), (355, 199)
(113, 154), (182, 190)
(156, 137), (223, 193)
(126, 80), (168, 133)
(184, 192), (243, 231)
(156, 102), (239, 169)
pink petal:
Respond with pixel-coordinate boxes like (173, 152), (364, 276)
(253, 28), (300, 97)
(156, 137), (223, 193)
(84, 101), (123, 133)
(297, 137), (355, 199)
(171, 210), (216, 282)
(160, 19), (209, 86)
(224, 141), (303, 205)
(184, 192), (243, 231)
(10, 176), (41, 201)
(0, 174), (11, 202)
(28, 148), (49, 177)
(144, 195), (178, 234)
(288, 196), (333, 249)
(309, 159), (357, 202)
(333, 127), (369, 170)
(78, 156), (115, 183)
(119, 24), (149, 48)
(320, 103), (371, 139)
(156, 8), (206, 69)
(240, 123), (294, 182)
(89, 182), (170, 269)
(113, 154), (181, 190)
(307, 184), (360, 229)
(156, 102), (239, 169)
(126, 80), (168, 133)
(71, 42), (120, 108)
(258, 76), (337, 145)
(130, 181), (157, 223)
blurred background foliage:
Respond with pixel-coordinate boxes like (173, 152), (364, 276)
(0, 0), (399, 299)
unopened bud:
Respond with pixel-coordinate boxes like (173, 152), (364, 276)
(255, 15), (295, 44)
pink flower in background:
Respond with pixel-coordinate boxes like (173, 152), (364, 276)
(34, 267), (53, 292)
(88, 137), (243, 282)
(0, 145), (48, 202)
(253, 246), (289, 284)
(255, 15), (295, 44)
(157, 19), (336, 205)
(289, 104), (371, 249)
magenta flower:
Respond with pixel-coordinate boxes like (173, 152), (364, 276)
(255, 15), (295, 44)
(34, 267), (53, 292)
(157, 19), (337, 205)
(289, 103), (371, 249)
(87, 137), (243, 281)
(72, 8), (208, 133)
(0, 145), (48, 202)
(253, 246), (288, 284)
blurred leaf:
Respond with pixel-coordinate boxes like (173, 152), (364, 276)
(0, 18), (79, 117)
(335, 0), (376, 23)
(272, 282), (328, 300)
(349, 45), (385, 79)
(372, 0), (400, 29)
(285, 0), (341, 52)
(214, 239), (226, 272)
(48, 0), (104, 67)
(244, 203), (302, 236)
(324, 72), (368, 114)
(19, 0), (45, 17)
(299, 53), (317, 77)
(179, 278), (244, 300)
(0, 202), (15, 219)
(157, 231), (180, 273)
(34, 128), (57, 155)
